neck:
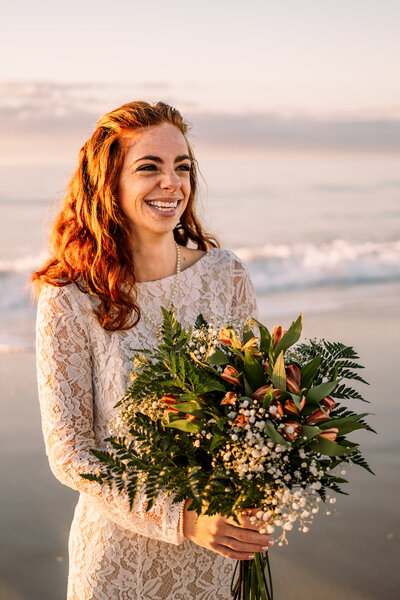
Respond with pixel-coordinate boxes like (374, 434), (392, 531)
(131, 233), (178, 283)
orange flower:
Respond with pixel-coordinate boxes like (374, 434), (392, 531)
(305, 408), (330, 425)
(221, 365), (243, 387)
(241, 337), (263, 357)
(321, 396), (336, 411)
(232, 409), (249, 428)
(286, 364), (301, 393)
(268, 401), (284, 420)
(221, 391), (238, 405)
(305, 395), (336, 424)
(284, 396), (305, 416)
(161, 394), (179, 406)
(272, 325), (287, 348)
(262, 359), (270, 374)
(282, 421), (302, 441)
(163, 407), (179, 420)
(185, 413), (197, 421)
(251, 385), (272, 402)
(219, 328), (233, 346)
(318, 427), (339, 442)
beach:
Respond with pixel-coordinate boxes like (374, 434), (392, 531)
(1, 289), (399, 600)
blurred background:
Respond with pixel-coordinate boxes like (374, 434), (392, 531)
(0, 1), (399, 599)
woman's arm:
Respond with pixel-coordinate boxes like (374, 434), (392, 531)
(230, 256), (259, 324)
(36, 283), (185, 545)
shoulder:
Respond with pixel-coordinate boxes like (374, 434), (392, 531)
(37, 281), (92, 316)
(207, 248), (250, 274)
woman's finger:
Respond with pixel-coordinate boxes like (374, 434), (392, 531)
(212, 543), (256, 561)
(223, 523), (274, 547)
(219, 535), (274, 554)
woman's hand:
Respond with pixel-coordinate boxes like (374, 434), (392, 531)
(182, 500), (274, 560)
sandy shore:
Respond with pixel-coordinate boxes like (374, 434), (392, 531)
(0, 298), (399, 600)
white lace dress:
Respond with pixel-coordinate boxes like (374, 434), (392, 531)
(36, 247), (258, 600)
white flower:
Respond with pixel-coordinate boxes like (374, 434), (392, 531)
(301, 510), (310, 518)
(206, 433), (212, 439)
(231, 434), (238, 441)
(329, 497), (336, 504)
(302, 526), (309, 533)
(194, 440), (200, 448)
(283, 522), (293, 531)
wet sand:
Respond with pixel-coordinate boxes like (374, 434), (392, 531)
(0, 298), (399, 599)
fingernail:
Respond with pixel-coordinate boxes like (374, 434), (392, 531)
(262, 546), (269, 551)
(248, 554), (254, 559)
(268, 540), (275, 546)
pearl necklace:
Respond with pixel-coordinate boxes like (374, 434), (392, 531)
(139, 241), (181, 339)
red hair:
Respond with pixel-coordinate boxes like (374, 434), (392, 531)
(31, 101), (219, 331)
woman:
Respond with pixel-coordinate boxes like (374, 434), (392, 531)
(32, 101), (274, 599)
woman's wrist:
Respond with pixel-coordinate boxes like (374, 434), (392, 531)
(182, 498), (197, 540)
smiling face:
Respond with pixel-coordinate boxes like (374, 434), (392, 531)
(117, 122), (192, 241)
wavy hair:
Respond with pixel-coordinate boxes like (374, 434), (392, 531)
(31, 101), (219, 331)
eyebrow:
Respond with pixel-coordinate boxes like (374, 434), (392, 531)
(133, 154), (192, 165)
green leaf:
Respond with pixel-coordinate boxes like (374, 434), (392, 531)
(194, 313), (208, 329)
(210, 432), (224, 451)
(246, 317), (271, 354)
(197, 381), (226, 393)
(298, 424), (322, 442)
(318, 413), (370, 435)
(271, 351), (286, 391)
(289, 393), (302, 410)
(243, 349), (265, 389)
(306, 380), (338, 404)
(264, 420), (290, 446)
(309, 437), (353, 457)
(262, 387), (276, 409)
(164, 419), (200, 433)
(243, 375), (254, 398)
(242, 323), (255, 344)
(274, 313), (303, 356)
(206, 349), (230, 366)
(300, 356), (321, 388)
(172, 401), (202, 413)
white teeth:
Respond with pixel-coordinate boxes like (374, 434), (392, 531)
(147, 201), (178, 210)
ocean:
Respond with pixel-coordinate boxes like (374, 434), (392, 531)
(1, 153), (399, 352)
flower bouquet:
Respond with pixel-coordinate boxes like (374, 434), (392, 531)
(81, 309), (374, 600)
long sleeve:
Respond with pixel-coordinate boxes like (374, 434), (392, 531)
(36, 283), (185, 546)
(229, 256), (259, 324)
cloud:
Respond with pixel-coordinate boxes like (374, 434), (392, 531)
(189, 112), (400, 154)
(1, 81), (399, 162)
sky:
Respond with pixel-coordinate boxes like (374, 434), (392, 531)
(0, 0), (399, 167)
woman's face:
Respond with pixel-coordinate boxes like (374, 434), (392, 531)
(117, 122), (191, 240)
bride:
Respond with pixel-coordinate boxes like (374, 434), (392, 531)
(32, 101), (274, 599)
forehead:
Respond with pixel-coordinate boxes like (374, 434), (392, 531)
(120, 122), (188, 158)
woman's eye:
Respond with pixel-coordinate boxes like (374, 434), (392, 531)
(177, 164), (191, 172)
(137, 164), (158, 172)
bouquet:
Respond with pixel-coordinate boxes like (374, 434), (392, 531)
(82, 309), (374, 600)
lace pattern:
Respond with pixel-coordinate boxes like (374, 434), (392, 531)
(36, 248), (258, 599)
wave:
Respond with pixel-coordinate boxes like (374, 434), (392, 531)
(235, 239), (400, 293)
(2, 240), (400, 294)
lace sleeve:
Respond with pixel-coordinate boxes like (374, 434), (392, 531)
(36, 283), (185, 546)
(230, 257), (259, 324)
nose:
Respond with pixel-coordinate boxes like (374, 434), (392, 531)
(160, 169), (181, 192)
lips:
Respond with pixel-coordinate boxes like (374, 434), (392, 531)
(144, 198), (183, 215)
